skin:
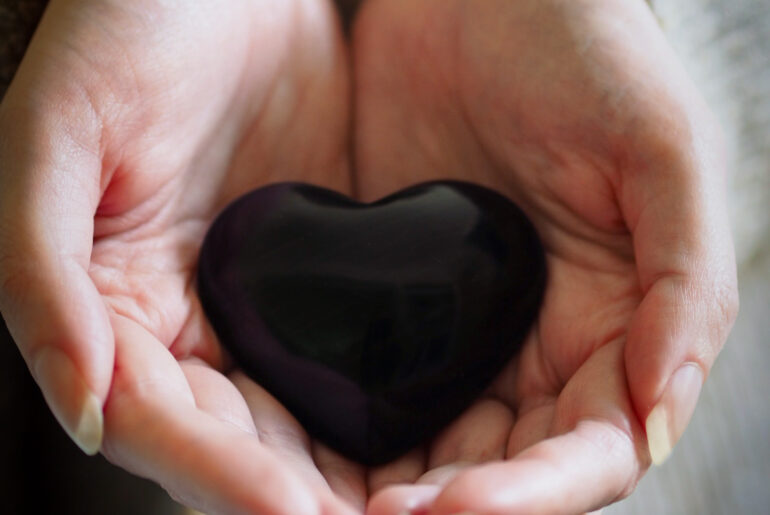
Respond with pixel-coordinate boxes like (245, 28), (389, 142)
(0, 0), (738, 514)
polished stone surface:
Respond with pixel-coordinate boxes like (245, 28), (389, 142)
(197, 181), (546, 465)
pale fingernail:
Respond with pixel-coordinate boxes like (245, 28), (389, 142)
(645, 364), (703, 465)
(33, 346), (103, 455)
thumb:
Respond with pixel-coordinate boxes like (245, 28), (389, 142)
(621, 114), (739, 465)
(0, 58), (113, 455)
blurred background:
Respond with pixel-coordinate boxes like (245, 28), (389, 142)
(1, 0), (767, 513)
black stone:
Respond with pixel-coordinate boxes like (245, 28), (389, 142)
(197, 181), (546, 465)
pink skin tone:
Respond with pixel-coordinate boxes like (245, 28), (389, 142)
(0, 0), (737, 514)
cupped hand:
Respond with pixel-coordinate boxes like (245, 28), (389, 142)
(1, 0), (741, 513)
(0, 0), (361, 513)
(351, 0), (738, 513)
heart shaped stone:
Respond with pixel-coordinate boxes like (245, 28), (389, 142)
(197, 181), (546, 465)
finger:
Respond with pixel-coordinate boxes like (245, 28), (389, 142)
(430, 421), (636, 515)
(366, 399), (514, 515)
(365, 455), (442, 515)
(367, 463), (476, 515)
(366, 484), (441, 515)
(312, 442), (368, 512)
(496, 331), (558, 456)
(421, 463), (483, 492)
(506, 400), (554, 458)
(229, 371), (330, 491)
(230, 372), (359, 515)
(179, 358), (257, 435)
(0, 63), (110, 455)
(620, 109), (739, 464)
(431, 339), (647, 515)
(170, 294), (227, 369)
(367, 447), (426, 494)
(428, 398), (514, 468)
(102, 314), (326, 515)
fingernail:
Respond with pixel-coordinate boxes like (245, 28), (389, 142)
(33, 346), (103, 455)
(645, 364), (703, 465)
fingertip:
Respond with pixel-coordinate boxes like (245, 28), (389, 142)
(180, 359), (257, 435)
(367, 447), (426, 495)
(623, 279), (699, 424)
(428, 398), (513, 469)
(430, 468), (489, 515)
(33, 345), (104, 455)
(312, 442), (367, 511)
(645, 363), (703, 465)
(367, 484), (440, 515)
(624, 277), (717, 465)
